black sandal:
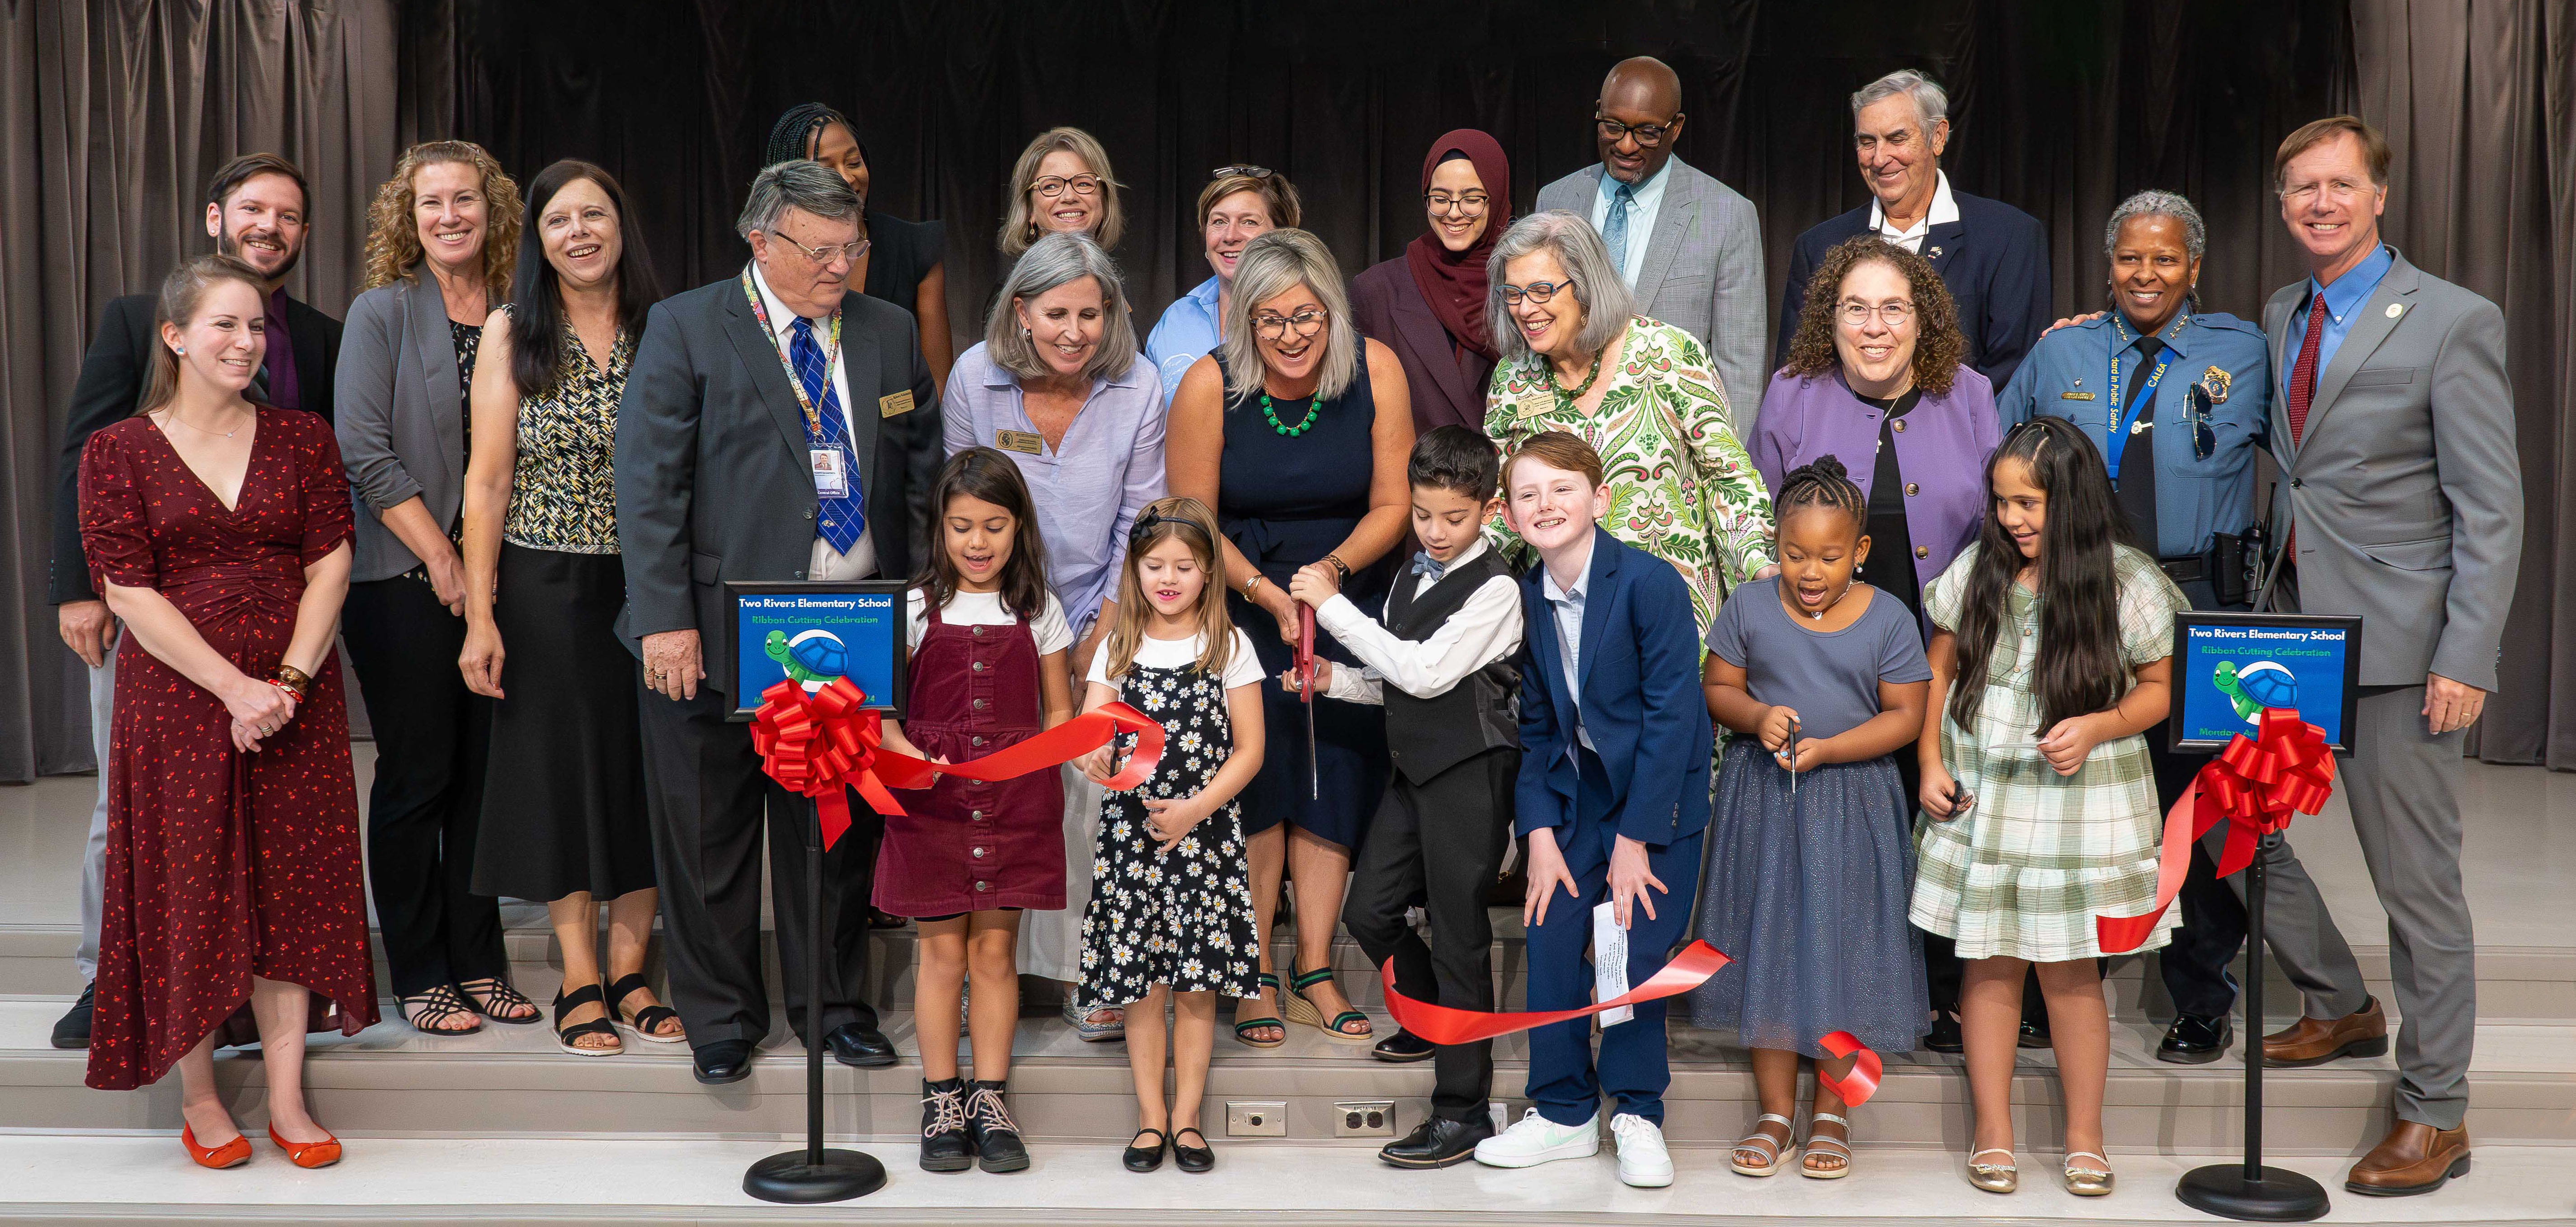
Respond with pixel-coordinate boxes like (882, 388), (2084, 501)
(398, 983), (482, 1036)
(1122, 1127), (1169, 1173)
(1232, 972), (1285, 1048)
(459, 977), (541, 1024)
(552, 982), (623, 1056)
(1172, 1126), (1214, 1173)
(604, 973), (686, 1043)
(1283, 967), (1373, 1043)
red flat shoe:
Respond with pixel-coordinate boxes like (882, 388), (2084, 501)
(268, 1124), (342, 1169)
(183, 1124), (251, 1170)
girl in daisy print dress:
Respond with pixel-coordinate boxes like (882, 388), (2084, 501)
(1072, 496), (1265, 1175)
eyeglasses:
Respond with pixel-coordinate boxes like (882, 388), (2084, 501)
(767, 231), (870, 266)
(1499, 279), (1575, 306)
(2184, 385), (2218, 460)
(1212, 165), (1276, 180)
(1836, 300), (1915, 327)
(2278, 178), (2373, 206)
(1031, 174), (1103, 199)
(1595, 115), (1677, 147)
(1425, 191), (1490, 216)
(1251, 307), (1329, 341)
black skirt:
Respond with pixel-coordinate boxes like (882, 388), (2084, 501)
(470, 543), (656, 902)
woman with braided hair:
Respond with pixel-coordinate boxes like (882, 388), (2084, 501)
(1687, 453), (1933, 1182)
(764, 102), (954, 396)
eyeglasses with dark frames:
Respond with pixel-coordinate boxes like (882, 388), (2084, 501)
(1498, 279), (1575, 306)
(1032, 174), (1104, 199)
(1251, 307), (1329, 341)
(1595, 114), (1678, 147)
(1212, 165), (1276, 180)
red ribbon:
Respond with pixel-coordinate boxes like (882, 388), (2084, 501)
(1817, 1031), (1882, 1108)
(751, 676), (1167, 851)
(1378, 941), (1732, 1046)
(2097, 706), (2336, 953)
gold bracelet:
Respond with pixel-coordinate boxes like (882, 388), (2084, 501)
(274, 664), (312, 698)
(1243, 574), (1265, 599)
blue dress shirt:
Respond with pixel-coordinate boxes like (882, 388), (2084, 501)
(2283, 244), (2395, 401)
(1142, 275), (1223, 409)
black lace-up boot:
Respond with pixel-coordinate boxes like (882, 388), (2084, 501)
(920, 1077), (974, 1172)
(965, 1079), (1029, 1172)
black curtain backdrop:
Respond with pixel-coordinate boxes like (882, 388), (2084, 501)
(400, 0), (2354, 356)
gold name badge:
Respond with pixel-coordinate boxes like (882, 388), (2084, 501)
(996, 429), (1045, 455)
(2060, 391), (2097, 401)
(878, 389), (916, 418)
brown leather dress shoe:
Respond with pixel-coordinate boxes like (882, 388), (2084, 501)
(2262, 996), (2388, 1067)
(2345, 1121), (2470, 1196)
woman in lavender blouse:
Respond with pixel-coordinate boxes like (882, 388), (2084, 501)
(940, 231), (1165, 1042)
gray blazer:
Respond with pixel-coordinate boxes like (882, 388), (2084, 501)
(614, 272), (937, 697)
(336, 274), (470, 582)
(1534, 157), (1767, 433)
(2257, 249), (2521, 690)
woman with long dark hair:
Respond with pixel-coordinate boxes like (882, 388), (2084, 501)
(1909, 415), (2189, 1198)
(456, 160), (673, 1055)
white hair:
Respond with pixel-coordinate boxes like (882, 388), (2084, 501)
(1851, 69), (1950, 130)
(1484, 211), (1636, 364)
(986, 232), (1138, 383)
(737, 159), (858, 237)
(2104, 189), (2208, 261)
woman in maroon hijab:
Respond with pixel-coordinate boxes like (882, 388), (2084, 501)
(1351, 130), (1511, 438)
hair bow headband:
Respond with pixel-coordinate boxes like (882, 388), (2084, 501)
(1130, 508), (1213, 549)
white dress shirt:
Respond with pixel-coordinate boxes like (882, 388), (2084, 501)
(1539, 538), (1597, 755)
(1866, 170), (1961, 254)
(1590, 161), (1673, 288)
(750, 262), (877, 580)
(1317, 539), (1524, 705)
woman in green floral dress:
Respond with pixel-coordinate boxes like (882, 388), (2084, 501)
(1479, 210), (1773, 630)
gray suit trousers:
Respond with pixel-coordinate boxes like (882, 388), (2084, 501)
(2257, 574), (2476, 1129)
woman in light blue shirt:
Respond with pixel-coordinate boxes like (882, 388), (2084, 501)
(1141, 167), (1302, 406)
(941, 231), (1165, 1039)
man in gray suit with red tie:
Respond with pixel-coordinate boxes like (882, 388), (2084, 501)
(2251, 116), (2521, 1197)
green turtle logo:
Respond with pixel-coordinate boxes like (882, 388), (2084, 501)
(2212, 659), (2299, 723)
(764, 628), (850, 692)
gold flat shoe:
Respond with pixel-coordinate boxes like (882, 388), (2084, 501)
(1968, 1147), (2017, 1194)
(2065, 1150), (2114, 1196)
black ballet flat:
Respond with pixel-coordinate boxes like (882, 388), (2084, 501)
(1171, 1126), (1215, 1174)
(1123, 1128), (1169, 1173)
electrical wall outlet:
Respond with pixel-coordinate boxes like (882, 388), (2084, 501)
(1332, 1100), (1396, 1137)
(1227, 1100), (1288, 1137)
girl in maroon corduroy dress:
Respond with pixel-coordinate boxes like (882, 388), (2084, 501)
(78, 257), (377, 1169)
(877, 448), (1074, 1174)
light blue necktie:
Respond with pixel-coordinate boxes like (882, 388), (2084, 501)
(787, 316), (865, 556)
(1602, 182), (1638, 279)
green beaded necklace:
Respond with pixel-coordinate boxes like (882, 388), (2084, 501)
(1544, 349), (1606, 411)
(1259, 391), (1321, 437)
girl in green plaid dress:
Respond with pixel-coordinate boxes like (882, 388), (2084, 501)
(1911, 417), (2188, 1198)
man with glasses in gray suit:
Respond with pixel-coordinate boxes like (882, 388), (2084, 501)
(1534, 56), (1766, 434)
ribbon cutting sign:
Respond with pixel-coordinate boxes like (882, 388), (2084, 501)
(2097, 705), (2336, 953)
(751, 676), (1167, 851)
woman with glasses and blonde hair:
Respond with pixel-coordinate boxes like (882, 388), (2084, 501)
(1142, 165), (1303, 406)
(337, 140), (540, 1038)
(999, 127), (1126, 261)
(1481, 210), (1772, 634)
(1167, 228), (1414, 1049)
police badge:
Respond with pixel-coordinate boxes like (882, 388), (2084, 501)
(2198, 366), (2232, 404)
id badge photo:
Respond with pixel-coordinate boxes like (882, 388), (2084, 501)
(810, 446), (850, 499)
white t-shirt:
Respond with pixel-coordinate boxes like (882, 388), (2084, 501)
(1086, 628), (1265, 693)
(906, 588), (1075, 654)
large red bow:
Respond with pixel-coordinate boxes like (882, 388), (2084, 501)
(2097, 707), (2336, 953)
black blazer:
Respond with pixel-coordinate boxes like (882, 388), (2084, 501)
(47, 291), (342, 604)
(613, 274), (939, 696)
(1775, 188), (2050, 392)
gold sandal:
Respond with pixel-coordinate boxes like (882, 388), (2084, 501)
(2064, 1150), (2114, 1196)
(1731, 1113), (1793, 1177)
(1968, 1147), (2018, 1194)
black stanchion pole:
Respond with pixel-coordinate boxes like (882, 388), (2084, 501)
(2177, 831), (2328, 1221)
(743, 796), (886, 1203)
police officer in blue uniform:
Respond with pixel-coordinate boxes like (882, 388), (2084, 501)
(2000, 189), (2271, 1065)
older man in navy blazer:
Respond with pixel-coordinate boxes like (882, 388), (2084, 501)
(1471, 433), (1710, 1189)
(1778, 70), (2050, 392)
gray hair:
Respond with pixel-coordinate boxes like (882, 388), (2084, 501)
(1219, 229), (1360, 402)
(1484, 210), (1636, 364)
(2103, 189), (2208, 261)
(1851, 69), (1950, 130)
(736, 159), (860, 238)
(985, 231), (1138, 383)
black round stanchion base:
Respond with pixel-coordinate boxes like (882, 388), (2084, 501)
(2177, 1163), (2330, 1222)
(743, 1149), (887, 1203)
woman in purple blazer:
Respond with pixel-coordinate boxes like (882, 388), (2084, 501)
(1349, 130), (1510, 438)
(1754, 236), (1998, 628)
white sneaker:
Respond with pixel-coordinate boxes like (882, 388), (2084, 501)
(1611, 1113), (1674, 1187)
(1473, 1106), (1601, 1169)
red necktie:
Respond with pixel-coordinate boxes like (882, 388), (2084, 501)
(2286, 291), (2326, 445)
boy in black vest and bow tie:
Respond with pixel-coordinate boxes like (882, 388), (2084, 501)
(1285, 426), (1524, 1169)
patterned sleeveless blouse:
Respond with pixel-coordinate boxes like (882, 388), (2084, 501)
(503, 319), (633, 554)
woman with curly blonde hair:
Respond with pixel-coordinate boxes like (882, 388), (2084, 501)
(334, 140), (540, 1038)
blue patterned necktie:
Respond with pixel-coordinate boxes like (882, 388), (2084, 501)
(1603, 181), (1638, 279)
(1409, 552), (1448, 581)
(788, 316), (865, 556)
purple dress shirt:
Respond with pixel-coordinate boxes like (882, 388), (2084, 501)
(261, 287), (300, 411)
(1749, 364), (2000, 595)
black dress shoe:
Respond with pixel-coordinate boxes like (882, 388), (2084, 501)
(1379, 1114), (1495, 1169)
(1123, 1128), (1168, 1172)
(919, 1078), (974, 1172)
(2158, 1012), (2234, 1065)
(1371, 1029), (1434, 1063)
(691, 1039), (755, 1085)
(1924, 1010), (1964, 1055)
(825, 1022), (898, 1068)
(1171, 1126), (1214, 1173)
(52, 982), (96, 1050)
(2018, 1017), (2052, 1049)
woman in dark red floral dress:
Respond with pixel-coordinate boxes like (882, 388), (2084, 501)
(80, 255), (377, 1170)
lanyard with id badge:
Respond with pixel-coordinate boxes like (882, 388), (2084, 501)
(739, 269), (851, 500)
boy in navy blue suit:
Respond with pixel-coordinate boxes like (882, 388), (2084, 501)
(1471, 432), (1711, 1189)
